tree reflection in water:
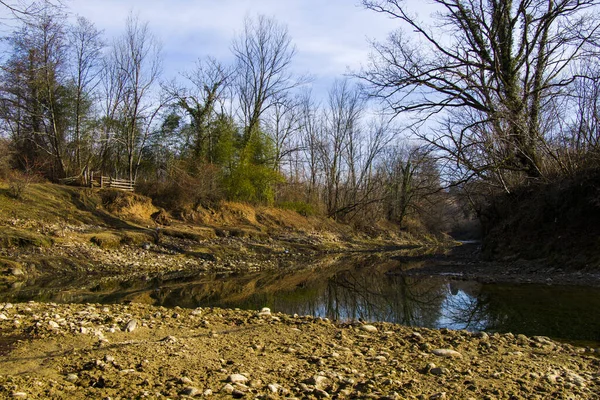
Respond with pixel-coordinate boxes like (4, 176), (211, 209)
(3, 254), (600, 343)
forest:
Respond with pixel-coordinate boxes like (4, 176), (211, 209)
(1, 0), (600, 248)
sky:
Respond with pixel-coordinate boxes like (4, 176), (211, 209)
(62, 0), (406, 101)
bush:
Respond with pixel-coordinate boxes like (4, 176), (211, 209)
(137, 163), (223, 213)
(7, 169), (43, 200)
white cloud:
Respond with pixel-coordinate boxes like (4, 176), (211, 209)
(61, 0), (406, 97)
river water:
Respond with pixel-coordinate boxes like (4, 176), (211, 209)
(2, 252), (600, 345)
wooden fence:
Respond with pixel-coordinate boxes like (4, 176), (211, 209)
(90, 173), (135, 191)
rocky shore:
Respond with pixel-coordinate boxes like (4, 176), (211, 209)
(1, 302), (598, 399)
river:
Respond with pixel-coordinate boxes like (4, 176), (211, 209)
(2, 252), (599, 345)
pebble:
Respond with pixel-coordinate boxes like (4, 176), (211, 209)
(12, 393), (27, 398)
(360, 324), (378, 333)
(310, 375), (329, 389)
(429, 393), (446, 399)
(124, 319), (137, 332)
(430, 367), (449, 376)
(66, 374), (78, 382)
(228, 373), (249, 384)
(160, 335), (178, 343)
(48, 320), (59, 329)
(220, 383), (234, 394)
(179, 377), (193, 385)
(203, 389), (212, 396)
(258, 307), (272, 317)
(0, 313), (7, 320)
(432, 349), (462, 358)
(181, 386), (200, 396)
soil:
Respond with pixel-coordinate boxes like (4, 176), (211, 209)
(0, 302), (598, 399)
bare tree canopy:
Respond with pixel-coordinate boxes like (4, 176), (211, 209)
(361, 0), (600, 185)
(232, 14), (299, 143)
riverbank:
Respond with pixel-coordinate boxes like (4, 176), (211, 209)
(394, 243), (600, 287)
(0, 301), (598, 399)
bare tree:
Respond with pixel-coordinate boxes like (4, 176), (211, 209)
(361, 0), (600, 187)
(67, 15), (103, 178)
(321, 78), (365, 217)
(232, 14), (300, 143)
(263, 92), (303, 172)
(105, 13), (162, 181)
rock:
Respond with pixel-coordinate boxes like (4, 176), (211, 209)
(268, 383), (286, 394)
(429, 393), (447, 399)
(220, 383), (234, 394)
(432, 349), (462, 358)
(360, 324), (378, 333)
(228, 373), (249, 384)
(430, 367), (449, 376)
(48, 320), (59, 329)
(11, 393), (27, 398)
(202, 389), (212, 396)
(11, 268), (25, 276)
(181, 386), (200, 396)
(258, 307), (271, 317)
(65, 373), (78, 382)
(124, 319), (137, 332)
(314, 388), (330, 398)
(473, 331), (489, 340)
(310, 375), (329, 389)
(0, 313), (7, 320)
(160, 335), (178, 343)
(141, 242), (152, 250)
(179, 377), (193, 385)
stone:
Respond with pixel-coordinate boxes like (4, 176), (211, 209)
(268, 383), (282, 393)
(220, 383), (234, 394)
(11, 268), (25, 276)
(310, 375), (329, 389)
(66, 374), (78, 382)
(160, 335), (178, 343)
(12, 393), (27, 398)
(430, 367), (449, 376)
(181, 386), (200, 396)
(258, 307), (272, 317)
(360, 324), (378, 333)
(124, 319), (137, 332)
(48, 320), (59, 329)
(179, 377), (193, 385)
(432, 349), (462, 358)
(203, 389), (212, 396)
(429, 393), (447, 399)
(0, 313), (7, 320)
(228, 374), (249, 384)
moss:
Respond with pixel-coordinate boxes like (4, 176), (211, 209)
(0, 228), (53, 248)
(0, 257), (23, 272)
(90, 232), (122, 249)
(120, 231), (155, 246)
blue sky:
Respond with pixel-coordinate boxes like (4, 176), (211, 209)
(66, 0), (406, 100)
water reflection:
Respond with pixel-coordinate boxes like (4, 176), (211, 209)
(2, 254), (600, 343)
